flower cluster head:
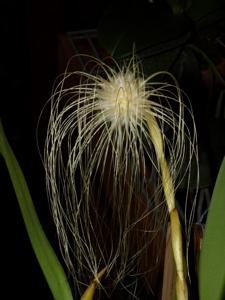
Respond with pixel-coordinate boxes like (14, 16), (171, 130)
(97, 70), (146, 125)
(44, 55), (198, 298)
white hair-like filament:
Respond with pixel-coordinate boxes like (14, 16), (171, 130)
(44, 55), (198, 299)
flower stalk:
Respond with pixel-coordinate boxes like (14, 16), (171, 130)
(80, 267), (107, 300)
(146, 114), (188, 299)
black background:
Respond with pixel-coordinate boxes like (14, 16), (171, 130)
(0, 1), (107, 299)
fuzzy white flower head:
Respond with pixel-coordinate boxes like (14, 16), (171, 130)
(97, 71), (145, 125)
(44, 55), (198, 298)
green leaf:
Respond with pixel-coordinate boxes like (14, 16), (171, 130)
(0, 120), (73, 300)
(98, 1), (190, 62)
(166, 0), (192, 15)
(188, 0), (224, 22)
(199, 157), (225, 300)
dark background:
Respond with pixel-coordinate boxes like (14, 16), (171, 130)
(0, 0), (224, 299)
(0, 1), (107, 299)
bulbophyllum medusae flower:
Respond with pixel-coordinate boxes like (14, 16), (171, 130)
(44, 55), (198, 300)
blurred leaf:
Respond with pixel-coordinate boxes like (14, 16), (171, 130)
(187, 0), (225, 26)
(199, 157), (225, 300)
(166, 0), (192, 15)
(98, 0), (190, 67)
(140, 47), (182, 76)
(0, 120), (73, 300)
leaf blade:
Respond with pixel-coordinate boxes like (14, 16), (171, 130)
(199, 157), (225, 300)
(0, 120), (73, 300)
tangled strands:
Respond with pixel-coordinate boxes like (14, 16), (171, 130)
(44, 55), (198, 299)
